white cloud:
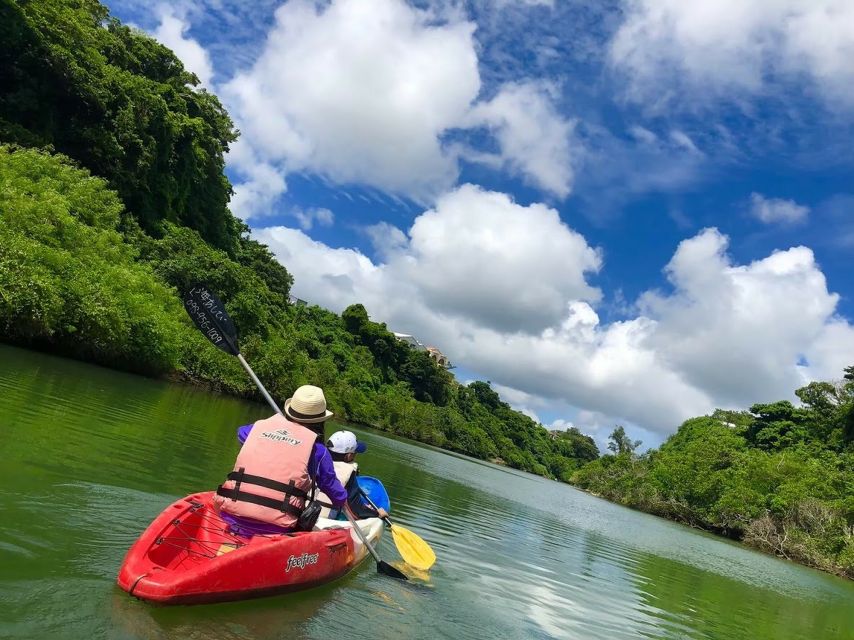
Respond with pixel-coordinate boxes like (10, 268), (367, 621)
(546, 418), (575, 431)
(396, 185), (601, 332)
(222, 0), (480, 201)
(259, 184), (601, 332)
(220, 0), (578, 206)
(464, 82), (577, 198)
(750, 192), (810, 225)
(292, 207), (334, 231)
(574, 410), (611, 434)
(227, 138), (287, 220)
(255, 197), (854, 437)
(254, 225), (380, 299)
(364, 222), (409, 260)
(669, 130), (701, 155)
(628, 125), (658, 144)
(491, 382), (545, 422)
(153, 6), (214, 86)
(638, 228), (847, 408)
(610, 0), (854, 109)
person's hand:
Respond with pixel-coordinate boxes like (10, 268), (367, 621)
(375, 507), (389, 519)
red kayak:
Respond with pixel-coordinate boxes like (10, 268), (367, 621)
(117, 491), (383, 604)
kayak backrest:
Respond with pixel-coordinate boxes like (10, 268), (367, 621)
(356, 475), (391, 513)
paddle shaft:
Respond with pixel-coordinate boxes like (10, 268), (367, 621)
(236, 353), (282, 415)
(344, 509), (381, 562)
(359, 489), (394, 528)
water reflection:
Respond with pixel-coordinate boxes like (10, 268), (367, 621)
(2, 344), (854, 640)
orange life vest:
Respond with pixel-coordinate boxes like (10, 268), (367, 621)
(214, 414), (317, 529)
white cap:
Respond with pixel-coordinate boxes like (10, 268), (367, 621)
(327, 430), (367, 454)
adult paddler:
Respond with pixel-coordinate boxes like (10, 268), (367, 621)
(214, 385), (350, 536)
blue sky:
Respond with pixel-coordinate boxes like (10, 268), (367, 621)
(106, 0), (854, 451)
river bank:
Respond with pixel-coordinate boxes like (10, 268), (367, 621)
(574, 483), (854, 581)
(571, 413), (854, 582)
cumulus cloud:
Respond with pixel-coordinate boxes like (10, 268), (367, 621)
(364, 222), (409, 260)
(609, 0), (854, 109)
(221, 0), (577, 207)
(638, 229), (844, 407)
(255, 196), (854, 436)
(546, 419), (575, 431)
(258, 184), (601, 332)
(750, 193), (810, 225)
(153, 5), (214, 86)
(227, 139), (287, 220)
(464, 82), (577, 197)
(491, 382), (549, 423)
(401, 186), (601, 332)
(222, 0), (479, 202)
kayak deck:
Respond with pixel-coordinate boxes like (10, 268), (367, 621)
(117, 492), (382, 604)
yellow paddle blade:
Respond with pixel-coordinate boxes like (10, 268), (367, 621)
(390, 524), (436, 571)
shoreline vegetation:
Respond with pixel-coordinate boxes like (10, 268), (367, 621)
(1, 0), (851, 580)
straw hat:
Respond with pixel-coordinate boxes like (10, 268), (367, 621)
(284, 385), (333, 424)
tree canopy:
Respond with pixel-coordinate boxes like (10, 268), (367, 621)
(0, 0), (238, 249)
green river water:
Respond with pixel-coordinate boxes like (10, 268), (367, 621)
(0, 344), (852, 640)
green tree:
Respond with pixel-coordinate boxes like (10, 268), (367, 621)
(469, 381), (504, 411)
(607, 425), (642, 455)
(746, 401), (811, 451)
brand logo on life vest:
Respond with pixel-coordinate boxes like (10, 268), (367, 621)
(261, 429), (302, 446)
(286, 552), (320, 572)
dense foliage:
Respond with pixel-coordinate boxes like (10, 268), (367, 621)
(0, 146), (192, 373)
(0, 0), (239, 250)
(572, 379), (854, 578)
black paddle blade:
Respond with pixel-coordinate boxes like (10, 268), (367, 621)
(378, 560), (409, 580)
(183, 285), (239, 355)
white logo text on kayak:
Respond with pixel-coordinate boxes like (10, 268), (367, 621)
(286, 552), (320, 572)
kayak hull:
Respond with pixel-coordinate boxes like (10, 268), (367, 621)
(117, 492), (383, 605)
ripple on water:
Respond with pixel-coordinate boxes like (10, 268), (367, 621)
(3, 346), (854, 640)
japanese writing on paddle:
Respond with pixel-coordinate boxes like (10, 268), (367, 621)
(184, 286), (231, 350)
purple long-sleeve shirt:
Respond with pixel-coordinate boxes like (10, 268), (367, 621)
(236, 424), (347, 507)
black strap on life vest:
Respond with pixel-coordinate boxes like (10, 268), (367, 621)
(216, 467), (309, 517)
(223, 469), (309, 498)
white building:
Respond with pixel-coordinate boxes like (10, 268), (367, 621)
(393, 332), (426, 351)
(392, 332), (454, 369)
